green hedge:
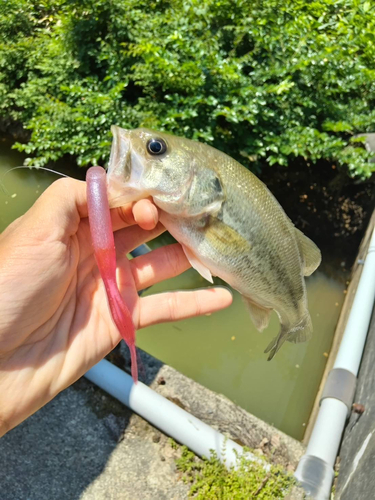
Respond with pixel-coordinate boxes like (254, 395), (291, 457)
(1, 0), (375, 176)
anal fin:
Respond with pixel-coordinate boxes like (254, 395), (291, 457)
(243, 297), (272, 332)
(182, 245), (213, 284)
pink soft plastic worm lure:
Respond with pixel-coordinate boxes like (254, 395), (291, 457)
(86, 166), (138, 383)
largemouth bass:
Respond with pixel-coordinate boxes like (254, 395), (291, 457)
(107, 126), (321, 359)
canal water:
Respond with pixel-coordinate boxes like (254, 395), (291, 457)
(0, 138), (345, 440)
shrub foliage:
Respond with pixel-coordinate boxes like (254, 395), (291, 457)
(1, 0), (375, 175)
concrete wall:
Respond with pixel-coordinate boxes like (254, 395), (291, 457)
(336, 309), (375, 498)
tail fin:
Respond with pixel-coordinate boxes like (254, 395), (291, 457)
(264, 314), (313, 361)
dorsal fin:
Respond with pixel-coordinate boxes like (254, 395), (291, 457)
(294, 228), (321, 276)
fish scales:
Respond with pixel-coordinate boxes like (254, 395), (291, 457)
(107, 127), (321, 359)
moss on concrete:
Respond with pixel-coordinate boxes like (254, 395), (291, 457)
(172, 440), (296, 499)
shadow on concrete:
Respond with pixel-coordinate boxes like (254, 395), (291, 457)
(0, 348), (163, 500)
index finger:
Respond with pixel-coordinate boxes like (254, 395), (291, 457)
(112, 198), (159, 232)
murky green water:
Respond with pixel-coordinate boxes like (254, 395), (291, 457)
(139, 269), (344, 439)
(0, 139), (57, 230)
(0, 138), (345, 440)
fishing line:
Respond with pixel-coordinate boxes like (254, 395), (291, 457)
(0, 165), (71, 197)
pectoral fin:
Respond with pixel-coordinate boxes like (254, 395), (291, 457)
(294, 228), (321, 276)
(182, 245), (213, 283)
(203, 217), (252, 256)
(243, 297), (272, 332)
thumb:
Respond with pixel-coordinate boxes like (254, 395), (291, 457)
(20, 177), (159, 241)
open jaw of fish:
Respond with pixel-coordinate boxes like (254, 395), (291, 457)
(106, 125), (322, 360)
(106, 127), (147, 206)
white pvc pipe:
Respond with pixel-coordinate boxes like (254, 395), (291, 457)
(305, 399), (348, 465)
(334, 242), (375, 374)
(85, 359), (263, 469)
(295, 227), (375, 499)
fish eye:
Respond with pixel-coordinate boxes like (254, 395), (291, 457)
(147, 138), (167, 155)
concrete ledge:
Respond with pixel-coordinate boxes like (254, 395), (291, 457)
(0, 348), (305, 499)
(142, 355), (305, 469)
(336, 306), (375, 499)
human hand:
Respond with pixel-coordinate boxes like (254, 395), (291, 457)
(0, 177), (232, 436)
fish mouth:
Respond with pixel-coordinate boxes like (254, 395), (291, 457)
(107, 125), (143, 208)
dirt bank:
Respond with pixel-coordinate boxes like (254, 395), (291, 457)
(261, 159), (375, 282)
